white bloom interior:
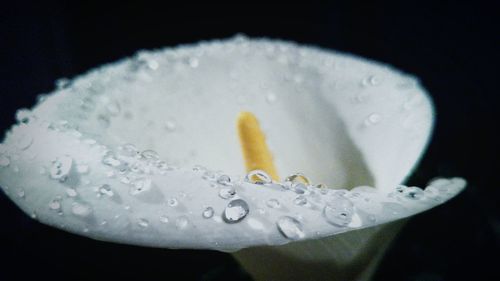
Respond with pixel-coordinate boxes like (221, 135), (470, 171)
(0, 36), (464, 252)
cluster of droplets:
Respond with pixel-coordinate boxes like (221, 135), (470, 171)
(0, 37), (467, 250)
(101, 144), (174, 196)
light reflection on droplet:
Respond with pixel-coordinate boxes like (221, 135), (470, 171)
(277, 216), (305, 240)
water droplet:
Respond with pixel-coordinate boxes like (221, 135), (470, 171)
(16, 134), (33, 150)
(277, 216), (305, 240)
(403, 95), (423, 110)
(245, 170), (272, 184)
(294, 195), (308, 206)
(56, 78), (71, 90)
(202, 207), (215, 219)
(156, 161), (170, 173)
(175, 216), (189, 230)
(369, 75), (381, 85)
(165, 120), (177, 132)
(159, 215), (169, 224)
(71, 202), (92, 217)
(292, 183), (308, 194)
(66, 188), (78, 197)
(17, 189), (25, 198)
(219, 188), (236, 199)
(285, 173), (310, 185)
(118, 144), (139, 157)
(138, 218), (149, 228)
(223, 199), (249, 224)
(167, 198), (178, 207)
(0, 155), (10, 167)
(49, 197), (62, 211)
(202, 170), (217, 181)
(364, 113), (382, 126)
(217, 175), (232, 186)
(129, 178), (152, 195)
(50, 155), (73, 181)
(192, 165), (206, 172)
(141, 150), (159, 162)
(98, 184), (114, 197)
(402, 186), (425, 200)
(188, 57), (199, 68)
(76, 164), (89, 174)
(147, 59), (159, 70)
(266, 92), (277, 104)
(323, 195), (354, 227)
(424, 186), (444, 202)
(266, 199), (281, 209)
(102, 151), (121, 167)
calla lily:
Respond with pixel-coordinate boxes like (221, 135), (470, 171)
(0, 36), (464, 281)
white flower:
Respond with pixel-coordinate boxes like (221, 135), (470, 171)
(0, 36), (464, 280)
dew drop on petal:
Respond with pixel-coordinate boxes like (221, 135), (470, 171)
(369, 75), (381, 85)
(202, 170), (217, 181)
(66, 188), (78, 197)
(245, 170), (272, 184)
(71, 202), (92, 217)
(294, 195), (308, 206)
(202, 207), (215, 219)
(141, 150), (159, 162)
(323, 195), (354, 227)
(277, 216), (305, 240)
(129, 178), (152, 195)
(159, 215), (169, 224)
(16, 109), (34, 124)
(167, 197), (178, 207)
(266, 92), (277, 104)
(292, 183), (308, 194)
(156, 161), (170, 173)
(403, 186), (425, 200)
(102, 151), (120, 167)
(0, 155), (10, 167)
(175, 216), (189, 230)
(17, 189), (25, 199)
(49, 197), (62, 211)
(188, 57), (199, 68)
(50, 155), (73, 181)
(118, 144), (139, 157)
(16, 134), (33, 150)
(285, 173), (310, 185)
(165, 120), (177, 132)
(219, 188), (236, 199)
(217, 175), (232, 186)
(98, 184), (114, 197)
(266, 198), (281, 209)
(364, 113), (382, 126)
(138, 218), (149, 228)
(223, 199), (249, 224)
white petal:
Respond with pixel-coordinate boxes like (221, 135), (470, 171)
(0, 37), (464, 252)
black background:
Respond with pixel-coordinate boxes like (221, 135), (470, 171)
(0, 1), (498, 280)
